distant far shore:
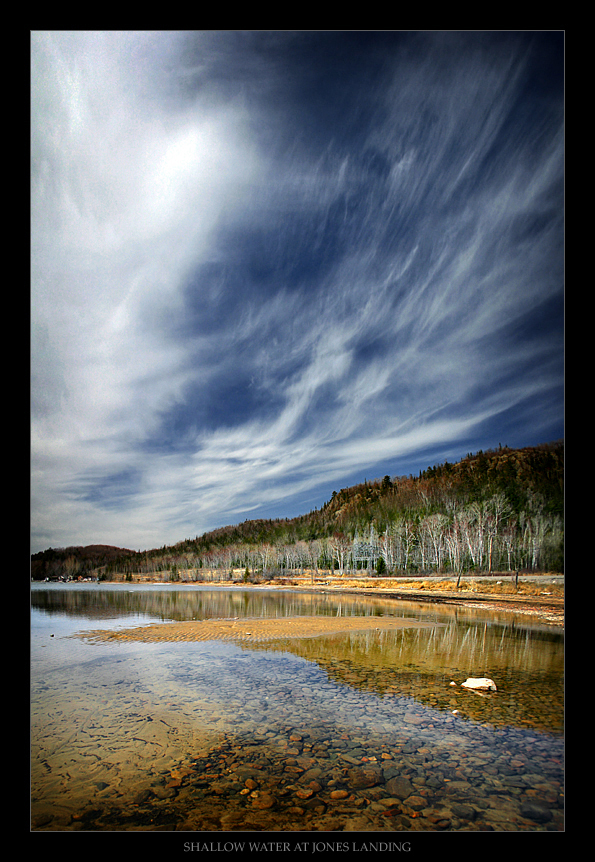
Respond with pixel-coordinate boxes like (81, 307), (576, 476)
(239, 574), (564, 629)
(36, 572), (564, 629)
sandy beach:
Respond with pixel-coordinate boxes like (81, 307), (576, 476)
(79, 613), (438, 644)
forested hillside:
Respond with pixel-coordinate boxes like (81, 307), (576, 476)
(32, 441), (563, 581)
(30, 544), (135, 581)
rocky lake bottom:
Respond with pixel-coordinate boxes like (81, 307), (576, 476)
(30, 585), (564, 833)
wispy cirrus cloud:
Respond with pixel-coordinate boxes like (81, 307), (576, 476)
(31, 31), (563, 553)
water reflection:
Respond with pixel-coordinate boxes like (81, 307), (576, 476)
(247, 623), (563, 735)
(30, 585), (564, 832)
(31, 583), (413, 623)
(31, 584), (563, 735)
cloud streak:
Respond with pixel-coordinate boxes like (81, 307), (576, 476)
(31, 31), (564, 553)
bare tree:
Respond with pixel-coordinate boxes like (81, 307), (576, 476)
(421, 514), (447, 572)
(445, 515), (466, 584)
(379, 525), (398, 572)
(460, 503), (486, 571)
(305, 539), (322, 583)
(485, 493), (512, 572)
(396, 519), (416, 572)
(329, 533), (351, 577)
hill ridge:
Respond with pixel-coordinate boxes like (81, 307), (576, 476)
(31, 441), (563, 580)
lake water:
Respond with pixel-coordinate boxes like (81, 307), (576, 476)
(30, 583), (564, 833)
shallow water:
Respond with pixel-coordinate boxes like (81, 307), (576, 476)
(30, 583), (564, 832)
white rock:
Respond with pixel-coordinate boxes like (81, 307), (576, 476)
(461, 677), (497, 691)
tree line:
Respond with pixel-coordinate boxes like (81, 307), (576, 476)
(101, 491), (561, 582)
(32, 441), (563, 581)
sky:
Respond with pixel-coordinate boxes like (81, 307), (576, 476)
(31, 31), (564, 554)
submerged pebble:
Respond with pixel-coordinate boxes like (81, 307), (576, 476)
(44, 708), (563, 832)
(31, 590), (564, 832)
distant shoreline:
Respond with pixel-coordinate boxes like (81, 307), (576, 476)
(41, 573), (564, 630)
(254, 576), (565, 629)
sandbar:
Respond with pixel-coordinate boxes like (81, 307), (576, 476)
(78, 614), (437, 644)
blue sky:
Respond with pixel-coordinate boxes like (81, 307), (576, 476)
(31, 31), (564, 554)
